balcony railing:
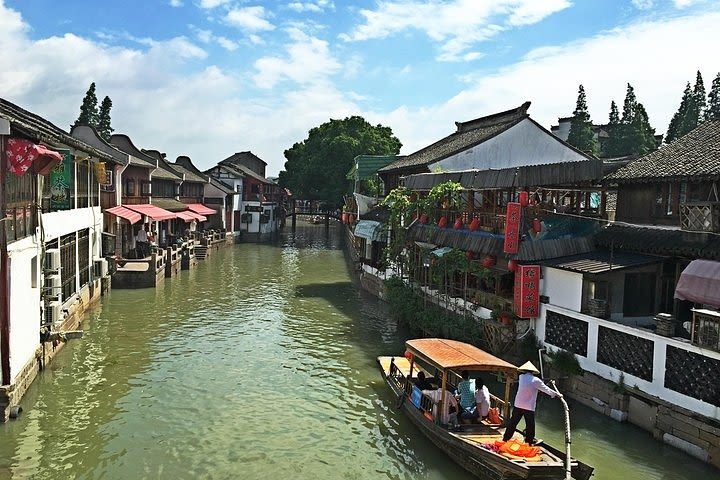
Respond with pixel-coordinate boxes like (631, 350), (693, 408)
(681, 202), (720, 233)
(427, 208), (507, 234)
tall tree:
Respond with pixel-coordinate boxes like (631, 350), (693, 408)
(693, 70), (707, 121)
(566, 85), (598, 155)
(604, 101), (621, 157)
(665, 83), (692, 144)
(706, 72), (720, 121)
(279, 116), (402, 208)
(74, 82), (99, 127)
(97, 96), (114, 141)
(614, 84), (658, 156)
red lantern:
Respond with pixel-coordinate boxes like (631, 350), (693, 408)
(508, 259), (518, 272)
(465, 250), (475, 260)
(404, 351), (414, 361)
(469, 218), (480, 231)
(482, 255), (496, 268)
(532, 218), (542, 233)
(519, 191), (529, 207)
(453, 218), (463, 230)
(419, 214), (429, 225)
(438, 216), (447, 228)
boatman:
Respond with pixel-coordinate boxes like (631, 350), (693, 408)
(502, 361), (562, 445)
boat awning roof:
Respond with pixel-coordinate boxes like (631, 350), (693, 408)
(105, 205), (142, 224)
(405, 338), (518, 375)
(176, 211), (207, 223)
(125, 204), (176, 221)
(185, 203), (217, 216)
(675, 259), (720, 308)
(353, 220), (386, 241)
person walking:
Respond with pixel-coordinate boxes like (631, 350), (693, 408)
(502, 361), (562, 445)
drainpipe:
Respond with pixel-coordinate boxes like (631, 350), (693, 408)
(0, 121), (10, 385)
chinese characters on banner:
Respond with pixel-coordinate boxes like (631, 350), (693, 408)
(503, 202), (521, 254)
(513, 265), (541, 318)
(49, 150), (72, 210)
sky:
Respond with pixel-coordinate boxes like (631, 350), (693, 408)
(1, 0), (719, 177)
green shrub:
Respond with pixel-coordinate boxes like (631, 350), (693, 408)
(547, 348), (584, 376)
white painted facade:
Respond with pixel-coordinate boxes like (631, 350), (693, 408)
(537, 265), (720, 421)
(434, 118), (588, 172)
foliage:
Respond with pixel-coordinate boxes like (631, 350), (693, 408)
(546, 348), (583, 376)
(384, 277), (484, 344)
(278, 116), (401, 208)
(566, 85), (598, 155)
(74, 82), (99, 127)
(359, 175), (382, 197)
(613, 373), (627, 394)
(706, 72), (720, 121)
(667, 71), (710, 143)
(97, 96), (114, 141)
(517, 330), (542, 363)
(604, 101), (621, 157)
(605, 84), (658, 157)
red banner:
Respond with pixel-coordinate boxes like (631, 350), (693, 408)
(503, 202), (521, 254)
(513, 265), (540, 318)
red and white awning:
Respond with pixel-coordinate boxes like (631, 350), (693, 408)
(176, 211), (207, 223)
(125, 204), (176, 221)
(106, 205), (142, 224)
(5, 138), (63, 176)
(185, 203), (217, 216)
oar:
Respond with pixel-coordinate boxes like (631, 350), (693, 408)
(550, 380), (572, 480)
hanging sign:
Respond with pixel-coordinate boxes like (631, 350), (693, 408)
(503, 202), (521, 254)
(49, 149), (73, 210)
(513, 265), (540, 318)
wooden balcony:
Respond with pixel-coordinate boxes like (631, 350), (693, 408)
(681, 202), (720, 233)
(428, 208), (507, 234)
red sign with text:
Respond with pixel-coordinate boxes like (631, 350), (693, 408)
(513, 265), (540, 318)
(503, 202), (521, 254)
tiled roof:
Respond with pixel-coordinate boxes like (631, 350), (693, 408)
(170, 163), (207, 184)
(595, 224), (720, 260)
(0, 98), (116, 163)
(379, 102), (531, 173)
(110, 134), (158, 169)
(605, 120), (720, 183)
(540, 250), (663, 274)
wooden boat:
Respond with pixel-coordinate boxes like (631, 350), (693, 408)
(378, 338), (593, 480)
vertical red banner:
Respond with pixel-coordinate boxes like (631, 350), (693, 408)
(503, 202), (521, 254)
(513, 265), (540, 318)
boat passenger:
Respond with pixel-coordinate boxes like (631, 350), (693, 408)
(414, 371), (435, 390)
(475, 377), (491, 420)
(422, 388), (459, 426)
(457, 370), (478, 422)
(502, 361), (563, 445)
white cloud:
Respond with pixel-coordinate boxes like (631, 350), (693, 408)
(199, 0), (232, 9)
(287, 1), (335, 13)
(674, 0), (701, 7)
(253, 27), (341, 88)
(631, 0), (654, 9)
(377, 11), (720, 158)
(216, 36), (239, 51)
(169, 0), (183, 7)
(225, 6), (275, 32)
(342, 0), (570, 62)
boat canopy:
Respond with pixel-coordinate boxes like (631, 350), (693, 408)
(405, 338), (518, 375)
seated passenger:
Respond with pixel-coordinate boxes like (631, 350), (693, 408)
(414, 371), (434, 390)
(475, 377), (491, 420)
(423, 388), (459, 426)
(457, 370), (479, 422)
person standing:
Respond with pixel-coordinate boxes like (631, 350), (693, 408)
(502, 361), (562, 445)
(136, 224), (148, 257)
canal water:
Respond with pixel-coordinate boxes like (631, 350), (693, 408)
(0, 223), (716, 480)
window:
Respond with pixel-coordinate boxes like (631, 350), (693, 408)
(141, 181), (152, 196)
(126, 179), (136, 196)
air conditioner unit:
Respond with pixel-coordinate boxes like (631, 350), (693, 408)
(44, 273), (62, 291)
(45, 248), (61, 271)
(94, 258), (109, 277)
(44, 301), (63, 326)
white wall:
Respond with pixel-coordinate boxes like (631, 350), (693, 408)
(542, 267), (583, 311)
(539, 304), (720, 420)
(434, 118), (588, 172)
(7, 237), (41, 383)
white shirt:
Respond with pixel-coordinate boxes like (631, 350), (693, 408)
(423, 389), (459, 425)
(137, 228), (148, 242)
(514, 372), (557, 411)
(475, 385), (491, 417)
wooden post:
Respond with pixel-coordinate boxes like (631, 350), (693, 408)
(291, 198), (296, 232)
(503, 375), (512, 419)
(0, 134), (10, 385)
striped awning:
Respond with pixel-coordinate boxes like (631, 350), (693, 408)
(176, 211), (207, 223)
(105, 205), (142, 224)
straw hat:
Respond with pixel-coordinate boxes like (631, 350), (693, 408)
(518, 361), (540, 374)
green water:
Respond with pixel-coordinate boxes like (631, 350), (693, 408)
(0, 223), (715, 480)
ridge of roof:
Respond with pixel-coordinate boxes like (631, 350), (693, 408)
(454, 101), (531, 133)
(70, 124), (128, 165)
(110, 134), (160, 167)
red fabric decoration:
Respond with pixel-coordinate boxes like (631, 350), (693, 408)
(438, 216), (447, 228)
(513, 265), (541, 318)
(519, 191), (529, 207)
(404, 351), (414, 361)
(503, 202), (521, 254)
(419, 214), (429, 224)
(6, 138), (62, 176)
(453, 218), (463, 230)
(508, 259), (518, 272)
(469, 218), (480, 231)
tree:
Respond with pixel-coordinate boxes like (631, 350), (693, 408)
(693, 70), (707, 121)
(612, 84), (658, 156)
(74, 82), (99, 127)
(706, 72), (720, 121)
(97, 96), (114, 141)
(279, 116), (402, 208)
(566, 85), (598, 155)
(604, 101), (621, 157)
(666, 83), (692, 144)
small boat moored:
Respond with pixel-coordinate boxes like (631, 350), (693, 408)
(378, 338), (593, 480)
